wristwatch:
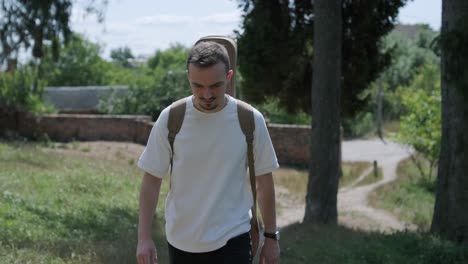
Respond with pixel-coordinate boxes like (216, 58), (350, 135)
(263, 230), (280, 241)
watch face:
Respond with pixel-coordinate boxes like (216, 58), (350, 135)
(276, 231), (280, 240)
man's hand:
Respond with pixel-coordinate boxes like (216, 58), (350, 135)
(260, 238), (280, 264)
(136, 238), (158, 264)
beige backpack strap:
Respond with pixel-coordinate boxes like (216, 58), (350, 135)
(167, 98), (187, 171)
(236, 99), (261, 257)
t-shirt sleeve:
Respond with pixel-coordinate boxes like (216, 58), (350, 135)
(137, 107), (172, 179)
(252, 109), (280, 176)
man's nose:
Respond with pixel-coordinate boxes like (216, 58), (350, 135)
(202, 88), (212, 98)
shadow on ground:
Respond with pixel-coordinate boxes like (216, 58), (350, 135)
(278, 222), (468, 264)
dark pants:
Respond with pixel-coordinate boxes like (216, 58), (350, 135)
(168, 232), (252, 264)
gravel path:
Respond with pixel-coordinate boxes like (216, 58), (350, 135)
(278, 139), (416, 232)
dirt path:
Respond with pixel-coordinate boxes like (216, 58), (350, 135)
(277, 139), (416, 232)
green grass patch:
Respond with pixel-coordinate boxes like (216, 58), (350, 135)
(368, 156), (436, 230)
(340, 161), (372, 188)
(280, 223), (468, 264)
(274, 162), (371, 197)
(3, 140), (459, 263)
(383, 120), (400, 135)
(0, 140), (170, 263)
(356, 167), (383, 187)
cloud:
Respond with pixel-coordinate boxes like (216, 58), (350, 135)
(133, 12), (240, 27)
(134, 15), (193, 26)
(200, 12), (241, 24)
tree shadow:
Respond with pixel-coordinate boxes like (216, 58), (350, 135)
(277, 222), (468, 264)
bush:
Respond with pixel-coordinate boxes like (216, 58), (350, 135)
(392, 64), (441, 180)
(99, 70), (189, 120)
(0, 68), (54, 113)
(342, 111), (375, 138)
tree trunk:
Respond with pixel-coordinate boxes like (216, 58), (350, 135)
(377, 78), (384, 141)
(304, 0), (342, 224)
(431, 0), (468, 245)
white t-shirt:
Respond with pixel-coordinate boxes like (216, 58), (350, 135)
(137, 95), (279, 253)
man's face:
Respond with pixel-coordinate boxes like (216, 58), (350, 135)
(187, 63), (233, 113)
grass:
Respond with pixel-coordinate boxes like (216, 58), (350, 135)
(382, 120), (400, 136)
(0, 140), (170, 263)
(368, 155), (436, 230)
(280, 223), (468, 264)
(274, 161), (371, 198)
(273, 162), (371, 217)
(356, 167), (383, 187)
(340, 161), (372, 187)
(3, 140), (464, 263)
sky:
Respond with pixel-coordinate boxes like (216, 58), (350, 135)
(71, 0), (442, 59)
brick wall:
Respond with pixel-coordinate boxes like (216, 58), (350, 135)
(0, 109), (311, 166)
(268, 124), (310, 167)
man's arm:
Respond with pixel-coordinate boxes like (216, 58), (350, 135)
(257, 172), (277, 233)
(136, 172), (163, 264)
(257, 172), (280, 264)
(138, 172), (162, 239)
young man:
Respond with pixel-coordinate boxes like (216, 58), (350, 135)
(136, 41), (280, 264)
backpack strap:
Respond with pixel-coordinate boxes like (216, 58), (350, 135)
(167, 98), (187, 171)
(236, 99), (261, 256)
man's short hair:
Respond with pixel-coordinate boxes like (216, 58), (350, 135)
(186, 41), (230, 73)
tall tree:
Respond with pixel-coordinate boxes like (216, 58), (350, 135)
(431, 0), (468, 245)
(0, 0), (73, 66)
(303, 0), (342, 224)
(0, 0), (106, 68)
(236, 0), (408, 118)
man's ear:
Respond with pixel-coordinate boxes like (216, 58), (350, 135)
(227, 70), (234, 81)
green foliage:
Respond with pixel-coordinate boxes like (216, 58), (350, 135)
(254, 97), (311, 125)
(99, 70), (189, 120)
(0, 0), (106, 65)
(342, 111), (375, 139)
(99, 45), (190, 120)
(362, 25), (440, 121)
(147, 43), (188, 71)
(236, 0), (408, 117)
(340, 25), (440, 138)
(39, 34), (114, 86)
(393, 64), (441, 180)
(110, 46), (135, 68)
(0, 0), (72, 63)
(0, 68), (54, 113)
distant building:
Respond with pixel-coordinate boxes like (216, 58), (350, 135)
(43, 86), (128, 114)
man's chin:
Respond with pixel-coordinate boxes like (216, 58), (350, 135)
(201, 105), (218, 111)
(196, 102), (217, 111)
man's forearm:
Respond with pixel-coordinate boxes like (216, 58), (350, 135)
(138, 172), (162, 240)
(256, 173), (277, 233)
